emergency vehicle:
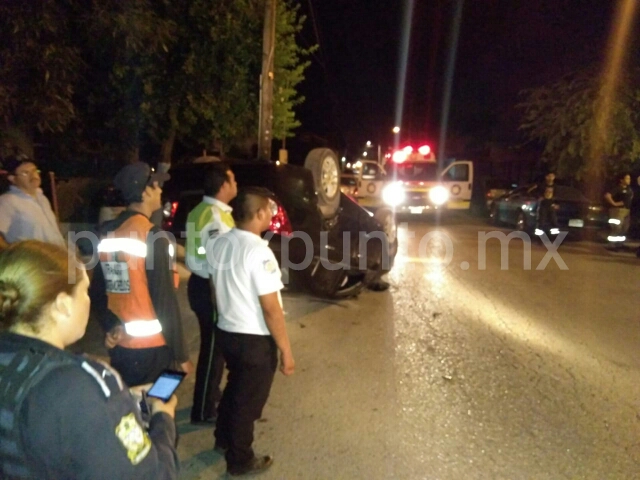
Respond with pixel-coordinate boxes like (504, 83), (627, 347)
(346, 144), (474, 214)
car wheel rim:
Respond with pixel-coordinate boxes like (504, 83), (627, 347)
(321, 156), (339, 197)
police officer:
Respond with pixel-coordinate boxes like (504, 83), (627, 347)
(0, 240), (180, 479)
(208, 187), (295, 477)
(604, 172), (633, 250)
(90, 162), (193, 386)
(185, 162), (237, 425)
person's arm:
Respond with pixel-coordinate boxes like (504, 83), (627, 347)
(147, 230), (191, 370)
(89, 262), (123, 340)
(250, 246), (294, 376)
(604, 192), (622, 207)
(259, 292), (294, 376)
(22, 366), (180, 480)
(0, 197), (14, 247)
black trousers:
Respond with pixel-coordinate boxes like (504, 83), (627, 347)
(214, 328), (277, 469)
(537, 200), (558, 228)
(109, 345), (173, 386)
(188, 274), (225, 421)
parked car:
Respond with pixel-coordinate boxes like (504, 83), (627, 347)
(340, 166), (359, 196)
(483, 179), (517, 211)
(161, 149), (398, 298)
(488, 184), (608, 237)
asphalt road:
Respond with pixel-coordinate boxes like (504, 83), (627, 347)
(78, 214), (640, 479)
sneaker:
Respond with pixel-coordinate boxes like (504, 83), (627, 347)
(227, 455), (273, 476)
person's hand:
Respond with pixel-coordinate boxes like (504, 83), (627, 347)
(279, 350), (295, 376)
(148, 394), (178, 419)
(105, 325), (124, 349)
(180, 360), (194, 377)
(128, 383), (153, 403)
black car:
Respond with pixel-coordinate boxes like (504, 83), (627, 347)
(489, 184), (608, 237)
(161, 149), (398, 298)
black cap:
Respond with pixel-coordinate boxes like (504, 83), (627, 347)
(113, 162), (170, 203)
(2, 154), (33, 174)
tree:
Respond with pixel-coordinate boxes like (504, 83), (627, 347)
(75, 0), (174, 164)
(140, 0), (263, 162)
(272, 0), (317, 146)
(0, 1), (83, 156)
(518, 67), (640, 180)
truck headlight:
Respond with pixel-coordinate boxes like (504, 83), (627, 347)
(429, 185), (449, 206)
(382, 182), (406, 206)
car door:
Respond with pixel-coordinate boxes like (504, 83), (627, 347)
(502, 187), (528, 225)
(440, 161), (473, 209)
(357, 162), (387, 199)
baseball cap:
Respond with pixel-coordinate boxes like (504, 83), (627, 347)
(2, 154), (33, 174)
(113, 162), (171, 203)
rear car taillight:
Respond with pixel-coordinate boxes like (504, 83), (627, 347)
(269, 202), (293, 236)
(163, 201), (179, 228)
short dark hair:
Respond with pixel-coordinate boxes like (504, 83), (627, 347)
(2, 154), (33, 174)
(617, 172), (630, 182)
(204, 162), (232, 197)
(230, 187), (273, 224)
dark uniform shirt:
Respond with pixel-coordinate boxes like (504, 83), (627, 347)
(609, 184), (634, 209)
(1, 332), (179, 480)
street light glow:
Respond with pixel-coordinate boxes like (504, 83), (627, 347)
(366, 141), (372, 147)
(392, 126), (400, 134)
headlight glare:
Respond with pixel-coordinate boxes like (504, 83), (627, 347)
(382, 182), (406, 206)
(429, 185), (449, 206)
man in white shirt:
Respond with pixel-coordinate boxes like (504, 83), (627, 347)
(207, 187), (294, 477)
(0, 155), (65, 248)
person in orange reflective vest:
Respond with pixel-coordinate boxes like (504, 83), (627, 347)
(90, 163), (193, 386)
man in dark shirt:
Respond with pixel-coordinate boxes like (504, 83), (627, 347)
(528, 170), (558, 232)
(604, 173), (633, 250)
(90, 163), (193, 385)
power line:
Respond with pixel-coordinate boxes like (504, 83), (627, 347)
(306, 0), (326, 69)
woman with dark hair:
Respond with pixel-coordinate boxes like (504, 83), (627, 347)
(0, 241), (180, 480)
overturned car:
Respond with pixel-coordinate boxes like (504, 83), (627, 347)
(162, 149), (398, 298)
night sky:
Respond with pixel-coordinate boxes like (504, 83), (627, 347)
(294, 0), (629, 157)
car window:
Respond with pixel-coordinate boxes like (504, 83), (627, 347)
(387, 162), (438, 182)
(509, 186), (529, 199)
(442, 164), (469, 182)
(553, 185), (588, 202)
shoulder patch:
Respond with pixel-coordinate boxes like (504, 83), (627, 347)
(263, 259), (277, 274)
(115, 413), (152, 465)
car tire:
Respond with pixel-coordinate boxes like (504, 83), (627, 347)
(304, 148), (340, 219)
(307, 261), (365, 298)
(516, 211), (528, 232)
(373, 207), (399, 263)
(489, 203), (499, 225)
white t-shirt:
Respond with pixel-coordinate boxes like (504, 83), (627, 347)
(207, 228), (283, 335)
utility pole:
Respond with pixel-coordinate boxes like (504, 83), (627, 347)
(258, 0), (276, 161)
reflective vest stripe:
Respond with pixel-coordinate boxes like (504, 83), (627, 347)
(98, 238), (148, 257)
(124, 319), (163, 337)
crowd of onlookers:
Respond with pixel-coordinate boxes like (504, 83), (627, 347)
(0, 154), (294, 478)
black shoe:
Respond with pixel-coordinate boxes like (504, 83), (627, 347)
(190, 416), (216, 426)
(227, 455), (273, 476)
